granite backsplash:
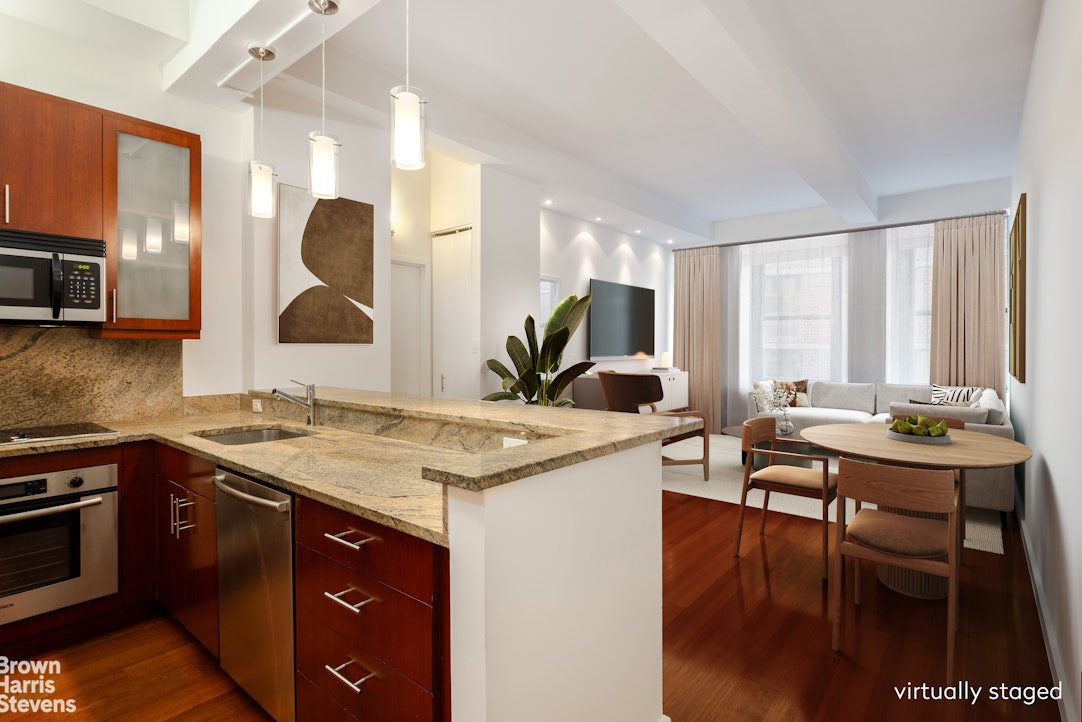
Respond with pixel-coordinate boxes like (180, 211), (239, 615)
(0, 327), (241, 428)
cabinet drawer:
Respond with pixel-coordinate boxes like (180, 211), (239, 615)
(296, 671), (356, 722)
(295, 496), (435, 602)
(155, 443), (216, 497)
(296, 613), (433, 722)
(296, 543), (434, 689)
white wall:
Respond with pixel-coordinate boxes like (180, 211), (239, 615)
(479, 167), (541, 398)
(0, 16), (247, 397)
(1010, 0), (1082, 718)
(249, 107), (392, 392)
(540, 210), (672, 373)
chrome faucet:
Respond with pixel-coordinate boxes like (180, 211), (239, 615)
(271, 379), (317, 426)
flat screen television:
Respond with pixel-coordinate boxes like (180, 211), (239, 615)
(587, 279), (655, 359)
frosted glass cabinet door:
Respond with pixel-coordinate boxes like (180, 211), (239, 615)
(98, 117), (201, 339)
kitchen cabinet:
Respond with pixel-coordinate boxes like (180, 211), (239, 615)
(155, 445), (218, 657)
(97, 116), (201, 339)
(120, 441), (156, 606)
(0, 81), (103, 241)
(294, 496), (449, 722)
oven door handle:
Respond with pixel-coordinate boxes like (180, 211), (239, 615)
(51, 252), (63, 319)
(0, 496), (104, 525)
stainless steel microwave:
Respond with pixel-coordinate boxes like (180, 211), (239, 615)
(0, 229), (106, 324)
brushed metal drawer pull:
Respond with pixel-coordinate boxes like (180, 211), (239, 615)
(324, 529), (375, 551)
(325, 659), (376, 694)
(324, 588), (375, 614)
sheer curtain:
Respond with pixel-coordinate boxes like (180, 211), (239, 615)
(715, 224), (934, 426)
(673, 247), (723, 431)
(930, 214), (1005, 397)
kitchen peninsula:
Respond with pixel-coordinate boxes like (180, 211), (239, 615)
(1, 388), (698, 722)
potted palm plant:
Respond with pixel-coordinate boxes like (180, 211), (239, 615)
(483, 293), (594, 406)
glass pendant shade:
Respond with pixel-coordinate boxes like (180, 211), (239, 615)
(173, 201), (190, 242)
(145, 218), (163, 254)
(308, 132), (339, 199)
(121, 227), (138, 260)
(391, 86), (425, 170)
(249, 161), (275, 217)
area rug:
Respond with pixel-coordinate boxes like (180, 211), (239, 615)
(661, 434), (1004, 555)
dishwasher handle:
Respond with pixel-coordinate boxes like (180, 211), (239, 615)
(213, 475), (290, 512)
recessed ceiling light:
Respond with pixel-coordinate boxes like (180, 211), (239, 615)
(544, 199), (553, 206)
(667, 239), (674, 245)
(594, 216), (602, 222)
(635, 229), (641, 234)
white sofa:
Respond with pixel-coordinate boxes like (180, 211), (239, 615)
(745, 380), (1016, 511)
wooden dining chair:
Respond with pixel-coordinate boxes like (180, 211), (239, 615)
(734, 416), (837, 578)
(832, 457), (960, 677)
(596, 370), (710, 480)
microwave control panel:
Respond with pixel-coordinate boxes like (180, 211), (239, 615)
(63, 260), (101, 309)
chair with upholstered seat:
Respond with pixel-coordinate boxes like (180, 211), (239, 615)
(734, 416), (837, 578)
(832, 457), (960, 677)
(596, 370), (710, 480)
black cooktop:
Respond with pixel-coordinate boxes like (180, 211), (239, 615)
(0, 422), (118, 445)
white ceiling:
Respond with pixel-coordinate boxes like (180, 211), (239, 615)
(4, 0), (1043, 246)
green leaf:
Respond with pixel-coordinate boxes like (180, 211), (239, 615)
(482, 391), (523, 402)
(486, 358), (515, 381)
(524, 315), (539, 370)
(506, 335), (532, 377)
(538, 326), (570, 375)
(549, 361), (595, 400)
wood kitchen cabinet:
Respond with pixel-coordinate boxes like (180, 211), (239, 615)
(294, 496), (450, 722)
(96, 116), (201, 339)
(0, 81), (103, 240)
(154, 444), (218, 657)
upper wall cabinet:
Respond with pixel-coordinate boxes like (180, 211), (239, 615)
(0, 82), (103, 240)
(96, 117), (202, 339)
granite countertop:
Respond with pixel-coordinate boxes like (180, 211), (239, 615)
(0, 388), (702, 547)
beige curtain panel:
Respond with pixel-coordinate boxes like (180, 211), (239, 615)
(930, 213), (1005, 398)
(674, 246), (723, 431)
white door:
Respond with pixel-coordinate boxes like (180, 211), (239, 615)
(432, 228), (478, 399)
(391, 257), (430, 396)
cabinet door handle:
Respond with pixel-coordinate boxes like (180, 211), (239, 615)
(176, 498), (195, 535)
(169, 493), (178, 536)
(111, 289), (117, 324)
(325, 659), (376, 694)
(4, 184), (8, 224)
(324, 588), (375, 614)
(323, 529), (375, 551)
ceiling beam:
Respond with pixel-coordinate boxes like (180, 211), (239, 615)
(613, 0), (879, 224)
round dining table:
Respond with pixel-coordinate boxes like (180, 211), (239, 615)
(801, 423), (1032, 598)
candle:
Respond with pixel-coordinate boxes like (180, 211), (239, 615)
(661, 352), (671, 368)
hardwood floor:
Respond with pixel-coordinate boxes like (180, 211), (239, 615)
(5, 493), (1059, 721)
(4, 613), (269, 721)
(662, 490), (1061, 721)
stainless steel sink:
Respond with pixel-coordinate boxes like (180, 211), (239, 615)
(196, 427), (310, 445)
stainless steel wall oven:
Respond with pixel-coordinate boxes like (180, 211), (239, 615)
(0, 463), (118, 624)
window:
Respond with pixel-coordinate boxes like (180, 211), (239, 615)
(745, 235), (848, 382)
(885, 224), (934, 384)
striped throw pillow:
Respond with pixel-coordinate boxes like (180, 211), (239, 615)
(931, 384), (982, 405)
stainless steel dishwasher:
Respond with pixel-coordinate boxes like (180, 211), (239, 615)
(214, 468), (295, 722)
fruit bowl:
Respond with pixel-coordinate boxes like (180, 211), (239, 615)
(886, 429), (951, 445)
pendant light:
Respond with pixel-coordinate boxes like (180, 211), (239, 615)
(308, 0), (339, 199)
(249, 43), (277, 218)
(391, 0), (425, 170)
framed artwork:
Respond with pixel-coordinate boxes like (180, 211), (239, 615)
(277, 184), (374, 344)
(1008, 193), (1026, 382)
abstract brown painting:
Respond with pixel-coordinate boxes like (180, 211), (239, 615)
(1008, 192), (1026, 382)
(277, 184), (374, 343)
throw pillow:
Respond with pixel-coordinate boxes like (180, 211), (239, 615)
(752, 380), (774, 411)
(930, 384), (982, 405)
(771, 378), (808, 407)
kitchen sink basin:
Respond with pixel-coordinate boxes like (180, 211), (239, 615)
(196, 427), (311, 445)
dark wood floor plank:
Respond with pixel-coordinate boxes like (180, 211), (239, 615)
(662, 491), (1060, 722)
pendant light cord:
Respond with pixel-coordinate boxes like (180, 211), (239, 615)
(321, 3), (327, 136)
(258, 51), (265, 164)
(406, 0), (410, 88)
